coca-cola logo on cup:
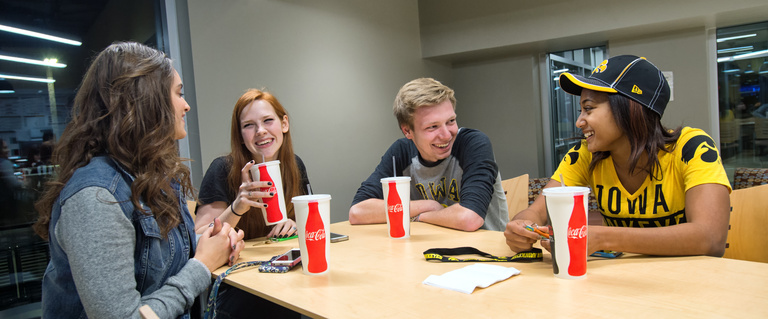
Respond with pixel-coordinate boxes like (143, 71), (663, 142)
(388, 203), (403, 214)
(567, 225), (587, 239)
(306, 228), (326, 241)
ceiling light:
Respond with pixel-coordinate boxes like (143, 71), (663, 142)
(717, 46), (753, 54)
(733, 49), (768, 60)
(718, 50), (768, 63)
(552, 68), (569, 74)
(0, 24), (81, 46)
(0, 54), (66, 68)
(0, 80), (14, 93)
(716, 33), (757, 43)
(0, 74), (55, 83)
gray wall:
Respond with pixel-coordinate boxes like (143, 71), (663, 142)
(451, 56), (545, 179)
(610, 28), (714, 132)
(187, 0), (450, 222)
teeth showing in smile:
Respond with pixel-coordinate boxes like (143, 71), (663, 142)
(257, 139), (272, 146)
(435, 143), (449, 148)
(584, 132), (594, 139)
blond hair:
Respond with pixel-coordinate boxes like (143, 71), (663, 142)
(393, 78), (456, 129)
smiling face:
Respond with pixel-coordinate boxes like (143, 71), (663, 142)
(577, 89), (626, 153)
(240, 99), (289, 162)
(171, 70), (190, 140)
(401, 99), (458, 163)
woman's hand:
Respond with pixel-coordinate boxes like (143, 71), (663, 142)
(195, 218), (242, 271)
(231, 161), (274, 216)
(266, 219), (298, 239)
(504, 219), (545, 253)
(210, 218), (246, 266)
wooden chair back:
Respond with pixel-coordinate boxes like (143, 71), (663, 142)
(187, 200), (197, 219)
(501, 174), (529, 219)
(139, 305), (160, 319)
(719, 119), (740, 143)
(755, 117), (768, 139)
(723, 183), (768, 263)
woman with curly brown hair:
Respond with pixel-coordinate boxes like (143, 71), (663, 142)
(34, 41), (244, 318)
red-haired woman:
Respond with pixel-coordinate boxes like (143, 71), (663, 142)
(194, 89), (310, 240)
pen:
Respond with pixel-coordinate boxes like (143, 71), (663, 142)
(525, 224), (550, 239)
(269, 234), (298, 242)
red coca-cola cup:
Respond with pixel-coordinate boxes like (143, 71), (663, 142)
(292, 194), (331, 275)
(542, 186), (590, 280)
(380, 176), (411, 239)
(249, 160), (288, 225)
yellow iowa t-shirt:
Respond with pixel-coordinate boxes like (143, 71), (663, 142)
(553, 127), (731, 228)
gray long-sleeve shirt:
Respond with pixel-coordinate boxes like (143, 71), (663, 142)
(55, 186), (211, 318)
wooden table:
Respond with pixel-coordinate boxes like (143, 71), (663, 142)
(213, 222), (768, 318)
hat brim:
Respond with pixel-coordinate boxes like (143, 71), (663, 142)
(559, 73), (618, 96)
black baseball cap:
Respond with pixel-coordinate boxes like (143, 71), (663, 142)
(559, 55), (670, 117)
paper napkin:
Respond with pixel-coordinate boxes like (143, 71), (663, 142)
(422, 263), (521, 294)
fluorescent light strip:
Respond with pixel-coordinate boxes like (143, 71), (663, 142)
(0, 90), (14, 94)
(0, 54), (66, 68)
(717, 46), (753, 54)
(0, 24), (81, 46)
(0, 74), (55, 83)
(552, 68), (569, 74)
(733, 49), (768, 60)
(716, 33), (757, 43)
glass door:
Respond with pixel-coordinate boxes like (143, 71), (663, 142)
(548, 47), (607, 170)
(716, 21), (768, 185)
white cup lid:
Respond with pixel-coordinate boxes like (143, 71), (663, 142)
(542, 186), (590, 196)
(381, 176), (411, 183)
(291, 194), (331, 203)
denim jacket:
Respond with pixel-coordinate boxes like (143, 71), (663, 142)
(42, 156), (198, 318)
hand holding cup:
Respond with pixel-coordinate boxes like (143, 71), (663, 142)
(231, 161), (274, 216)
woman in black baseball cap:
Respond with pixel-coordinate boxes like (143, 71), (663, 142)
(505, 55), (732, 257)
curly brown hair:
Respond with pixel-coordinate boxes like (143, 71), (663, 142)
(226, 89), (304, 238)
(34, 42), (194, 239)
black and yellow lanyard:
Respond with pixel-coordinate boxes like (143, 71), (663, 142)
(423, 247), (543, 263)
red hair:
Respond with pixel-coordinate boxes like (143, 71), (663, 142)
(226, 89), (304, 238)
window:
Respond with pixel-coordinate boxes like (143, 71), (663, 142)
(547, 47), (607, 171)
(716, 21), (768, 183)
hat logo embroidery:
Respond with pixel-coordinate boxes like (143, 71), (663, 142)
(631, 85), (643, 95)
(591, 60), (608, 74)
